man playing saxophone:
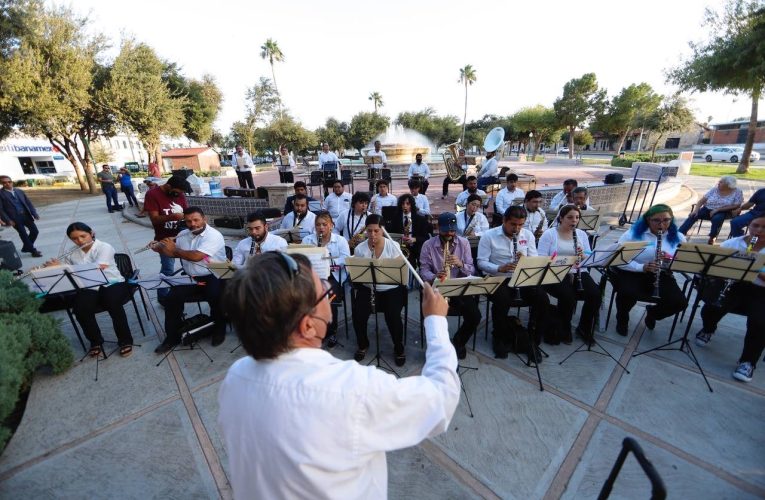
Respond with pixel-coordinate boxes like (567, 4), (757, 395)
(456, 194), (489, 237)
(388, 193), (431, 269)
(696, 215), (765, 383)
(522, 190), (547, 242)
(419, 213), (481, 359)
(335, 192), (370, 253)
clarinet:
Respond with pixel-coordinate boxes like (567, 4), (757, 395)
(572, 229), (584, 292)
(712, 235), (758, 307)
(651, 230), (663, 299)
(511, 234), (522, 301)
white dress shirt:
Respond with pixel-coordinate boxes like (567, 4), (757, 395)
(371, 193), (397, 215)
(277, 154), (296, 172)
(550, 190), (591, 210)
(367, 150), (387, 168)
(232, 151), (254, 172)
(281, 211), (317, 234)
(494, 187), (526, 215)
(456, 210), (490, 236)
(232, 233), (288, 266)
(616, 229), (687, 273)
(523, 208), (548, 234)
(302, 232), (351, 283)
(722, 236), (765, 287)
(477, 226), (537, 276)
(455, 189), (487, 207)
(413, 193), (430, 215)
(335, 209), (369, 240)
(407, 162), (430, 179)
(62, 239), (124, 283)
(175, 224), (227, 277)
(324, 192), (352, 221)
(319, 151), (341, 176)
(537, 227), (592, 274)
(477, 157), (498, 178)
(218, 315), (459, 500)
(353, 238), (404, 291)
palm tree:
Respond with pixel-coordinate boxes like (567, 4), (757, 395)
(260, 38), (285, 115)
(369, 92), (383, 113)
(458, 65), (477, 145)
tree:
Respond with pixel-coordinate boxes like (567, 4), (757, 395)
(240, 76), (281, 153)
(553, 73), (606, 158)
(644, 94), (695, 161)
(592, 83), (662, 153)
(228, 121), (257, 153)
(368, 92), (383, 113)
(315, 117), (349, 152)
(395, 108), (461, 148)
(458, 65), (477, 145)
(347, 112), (390, 155)
(260, 38), (284, 116)
(509, 106), (563, 159)
(90, 140), (112, 164)
(463, 114), (514, 151)
(573, 130), (594, 151)
(162, 63), (223, 144)
(669, 0), (765, 173)
(256, 115), (316, 156)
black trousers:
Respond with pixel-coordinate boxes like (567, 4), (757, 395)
(491, 284), (549, 341)
(442, 175), (467, 196)
(236, 170), (255, 189)
(11, 214), (39, 252)
(545, 272), (601, 334)
(327, 275), (343, 336)
(73, 283), (134, 347)
(701, 281), (765, 367)
(122, 185), (139, 206)
(352, 285), (406, 353)
(611, 269), (687, 324)
(278, 171), (294, 183)
(164, 275), (226, 344)
(449, 295), (482, 348)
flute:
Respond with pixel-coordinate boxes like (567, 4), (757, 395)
(134, 236), (177, 254)
(14, 241), (95, 281)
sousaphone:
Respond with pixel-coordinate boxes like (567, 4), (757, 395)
(483, 127), (506, 155)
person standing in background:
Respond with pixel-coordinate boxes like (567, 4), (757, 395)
(118, 168), (139, 208)
(232, 144), (255, 189)
(96, 165), (122, 213)
(0, 175), (42, 257)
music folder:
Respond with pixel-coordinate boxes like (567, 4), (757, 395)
(508, 255), (577, 288)
(207, 261), (239, 280)
(285, 246), (331, 279)
(362, 156), (383, 167)
(579, 241), (648, 269)
(345, 257), (409, 287)
(670, 243), (765, 282)
(434, 275), (506, 297)
(30, 263), (108, 294)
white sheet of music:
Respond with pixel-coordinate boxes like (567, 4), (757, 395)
(30, 263), (106, 294)
(285, 246), (330, 279)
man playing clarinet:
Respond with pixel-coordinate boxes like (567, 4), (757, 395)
(232, 211), (287, 266)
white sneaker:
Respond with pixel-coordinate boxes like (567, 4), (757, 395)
(733, 362), (754, 383)
(695, 330), (713, 347)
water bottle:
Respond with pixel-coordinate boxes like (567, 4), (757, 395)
(209, 177), (222, 197)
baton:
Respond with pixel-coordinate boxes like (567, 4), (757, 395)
(382, 227), (425, 288)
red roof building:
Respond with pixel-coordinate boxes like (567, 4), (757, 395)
(162, 147), (221, 172)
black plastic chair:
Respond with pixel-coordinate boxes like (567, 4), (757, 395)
(225, 245), (233, 262)
(341, 169), (354, 194)
(307, 170), (324, 197)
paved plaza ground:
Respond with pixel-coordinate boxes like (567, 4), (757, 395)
(0, 163), (763, 499)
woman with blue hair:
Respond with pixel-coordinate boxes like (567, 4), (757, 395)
(612, 204), (688, 336)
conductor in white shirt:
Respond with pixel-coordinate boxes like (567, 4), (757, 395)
(232, 144), (255, 189)
(407, 153), (431, 194)
(218, 251), (459, 499)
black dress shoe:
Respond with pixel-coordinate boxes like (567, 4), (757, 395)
(354, 349), (367, 362)
(154, 341), (179, 354)
(31, 251), (42, 258)
(211, 334), (225, 347)
(394, 354), (406, 367)
(644, 306), (656, 330)
(616, 322), (628, 336)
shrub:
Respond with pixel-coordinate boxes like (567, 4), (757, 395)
(0, 270), (73, 451)
(610, 153), (679, 168)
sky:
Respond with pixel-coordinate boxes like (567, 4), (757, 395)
(65, 0), (762, 133)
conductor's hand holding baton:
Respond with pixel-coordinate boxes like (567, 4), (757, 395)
(421, 282), (449, 317)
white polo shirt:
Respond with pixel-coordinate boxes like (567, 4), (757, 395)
(175, 225), (227, 277)
(232, 233), (288, 266)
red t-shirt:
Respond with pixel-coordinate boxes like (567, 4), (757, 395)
(143, 188), (188, 240)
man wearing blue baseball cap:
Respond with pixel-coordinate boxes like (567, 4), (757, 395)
(419, 212), (481, 359)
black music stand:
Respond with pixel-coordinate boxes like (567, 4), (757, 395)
(155, 316), (215, 367)
(508, 256), (576, 391)
(346, 257), (409, 377)
(632, 243), (764, 392)
(363, 156), (383, 192)
(277, 155), (294, 183)
(598, 437), (667, 500)
(435, 276), (506, 416)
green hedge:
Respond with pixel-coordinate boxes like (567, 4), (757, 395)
(0, 270), (73, 450)
(610, 153), (679, 168)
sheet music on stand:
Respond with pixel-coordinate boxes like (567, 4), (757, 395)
(579, 241), (648, 269)
(577, 210), (601, 232)
(670, 243), (765, 281)
(130, 273), (196, 290)
(30, 263), (109, 294)
(434, 275), (506, 296)
(508, 256), (577, 288)
(345, 257), (409, 288)
(207, 261), (239, 280)
(272, 226), (307, 244)
(285, 245), (331, 279)
(362, 156), (383, 168)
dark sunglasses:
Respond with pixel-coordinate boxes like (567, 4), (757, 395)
(272, 252), (335, 306)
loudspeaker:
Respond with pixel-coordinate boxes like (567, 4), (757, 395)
(604, 173), (624, 184)
(213, 216), (244, 230)
(179, 314), (215, 345)
(0, 240), (22, 271)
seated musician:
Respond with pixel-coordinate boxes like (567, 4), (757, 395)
(476, 151), (499, 191)
(277, 145), (296, 183)
(370, 179), (396, 215)
(41, 222), (135, 358)
(232, 211), (287, 266)
(408, 179), (431, 215)
(442, 148), (468, 199)
(456, 194), (490, 237)
(153, 207), (228, 353)
(493, 173), (525, 217)
(550, 179), (590, 210)
(351, 214), (407, 367)
(335, 191), (371, 252)
(281, 194), (316, 234)
(367, 140), (388, 170)
(455, 176), (487, 209)
(388, 193), (431, 268)
(407, 153), (431, 194)
(549, 187), (594, 228)
(611, 204), (688, 336)
(324, 180), (351, 223)
(302, 211), (351, 349)
(419, 212), (481, 359)
(695, 215), (765, 383)
(522, 190), (547, 243)
(477, 206), (549, 357)
(537, 206), (601, 344)
(283, 181), (317, 215)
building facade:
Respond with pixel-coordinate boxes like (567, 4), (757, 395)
(0, 136), (76, 179)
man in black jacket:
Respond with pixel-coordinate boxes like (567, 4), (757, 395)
(0, 176), (42, 257)
(386, 193), (431, 268)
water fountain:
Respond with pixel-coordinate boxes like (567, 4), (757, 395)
(361, 125), (433, 164)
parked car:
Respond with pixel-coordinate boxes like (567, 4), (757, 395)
(704, 146), (760, 163)
(557, 147), (570, 154)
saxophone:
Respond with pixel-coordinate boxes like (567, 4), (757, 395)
(651, 230), (663, 299)
(441, 239), (453, 281)
(401, 215), (412, 258)
(463, 212), (479, 237)
(349, 226), (367, 251)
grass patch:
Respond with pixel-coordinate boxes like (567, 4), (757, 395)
(580, 158), (611, 165)
(689, 163), (765, 180)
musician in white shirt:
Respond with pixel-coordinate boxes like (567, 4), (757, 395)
(218, 251), (458, 500)
(302, 211), (351, 348)
(324, 180), (352, 221)
(407, 153), (431, 194)
(523, 190), (548, 242)
(455, 176), (487, 208)
(494, 173), (525, 215)
(409, 179), (430, 215)
(277, 145), (296, 183)
(456, 194), (490, 236)
(232, 144), (255, 189)
(370, 179), (396, 215)
(335, 191), (371, 246)
(477, 206), (549, 357)
(476, 151), (498, 190)
(367, 140), (387, 169)
(233, 212), (287, 266)
(281, 194), (316, 235)
(318, 143), (341, 176)
(550, 179), (591, 210)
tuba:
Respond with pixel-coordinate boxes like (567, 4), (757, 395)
(483, 127), (505, 156)
(442, 141), (465, 181)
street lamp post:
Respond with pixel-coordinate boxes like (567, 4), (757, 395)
(528, 132), (534, 159)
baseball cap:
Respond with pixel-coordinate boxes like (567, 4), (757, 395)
(438, 212), (458, 232)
